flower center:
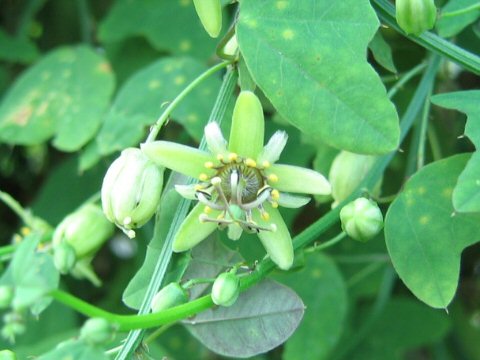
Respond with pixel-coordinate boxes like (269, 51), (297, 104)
(217, 163), (265, 204)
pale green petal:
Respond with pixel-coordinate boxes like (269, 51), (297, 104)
(257, 131), (288, 165)
(204, 122), (228, 156)
(252, 203), (293, 270)
(172, 203), (220, 252)
(229, 91), (264, 159)
(268, 164), (331, 195)
(278, 192), (311, 208)
(175, 184), (197, 200)
(141, 141), (214, 179)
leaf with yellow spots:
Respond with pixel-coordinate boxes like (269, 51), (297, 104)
(0, 46), (115, 151)
(385, 154), (480, 308)
(432, 90), (480, 212)
(236, 0), (400, 154)
(96, 57), (221, 156)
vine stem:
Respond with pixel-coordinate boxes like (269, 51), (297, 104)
(387, 62), (426, 99)
(145, 60), (232, 143)
(304, 232), (347, 253)
(0, 190), (33, 227)
(417, 86), (433, 169)
(441, 3), (480, 18)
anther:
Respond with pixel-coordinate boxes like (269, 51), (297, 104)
(123, 216), (133, 225)
(199, 173), (209, 181)
(262, 161), (271, 168)
(20, 227), (31, 236)
(217, 154), (224, 161)
(268, 174), (279, 183)
(270, 224), (277, 232)
(204, 206), (212, 214)
(126, 229), (136, 238)
(228, 153), (238, 162)
(261, 211), (270, 221)
(204, 161), (214, 169)
(271, 189), (280, 200)
(194, 184), (202, 191)
(211, 176), (222, 185)
(245, 158), (257, 167)
(271, 201), (279, 208)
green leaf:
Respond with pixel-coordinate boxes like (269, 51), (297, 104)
(236, 0), (400, 154)
(385, 154), (480, 308)
(369, 30), (397, 73)
(352, 298), (450, 359)
(9, 234), (59, 314)
(99, 0), (217, 60)
(96, 57), (221, 155)
(184, 279), (304, 358)
(278, 254), (348, 360)
(431, 90), (480, 212)
(0, 29), (39, 64)
(0, 46), (115, 151)
(437, 0), (480, 37)
(36, 339), (108, 360)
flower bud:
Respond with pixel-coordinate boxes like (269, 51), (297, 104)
(151, 283), (188, 313)
(193, 0), (222, 38)
(340, 198), (383, 242)
(101, 148), (164, 238)
(0, 286), (13, 309)
(53, 204), (114, 259)
(0, 350), (16, 360)
(2, 313), (24, 342)
(53, 242), (76, 274)
(80, 318), (113, 345)
(329, 151), (380, 208)
(211, 272), (240, 307)
(396, 0), (437, 36)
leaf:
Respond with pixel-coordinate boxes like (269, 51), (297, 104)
(9, 234), (59, 313)
(236, 0), (400, 154)
(99, 0), (217, 60)
(431, 90), (480, 212)
(353, 298), (450, 359)
(369, 30), (397, 73)
(0, 46), (115, 151)
(0, 29), (39, 64)
(37, 339), (108, 360)
(437, 0), (480, 37)
(277, 253), (348, 360)
(385, 154), (480, 308)
(96, 57), (221, 155)
(184, 279), (304, 358)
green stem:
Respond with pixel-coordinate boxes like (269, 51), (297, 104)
(428, 123), (443, 161)
(387, 62), (426, 99)
(305, 232), (347, 253)
(145, 61), (232, 143)
(0, 245), (15, 258)
(333, 254), (390, 264)
(76, 0), (93, 44)
(347, 261), (385, 288)
(372, 0), (480, 74)
(0, 191), (33, 227)
(417, 86), (433, 169)
(441, 3), (480, 18)
(16, 0), (47, 38)
(182, 278), (215, 289)
(144, 322), (176, 344)
(374, 193), (398, 204)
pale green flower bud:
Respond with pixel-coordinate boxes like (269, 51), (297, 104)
(101, 148), (164, 238)
(193, 0), (222, 38)
(151, 283), (188, 313)
(80, 318), (113, 345)
(211, 272), (240, 307)
(53, 242), (76, 274)
(53, 204), (114, 259)
(340, 198), (383, 242)
(0, 350), (16, 360)
(396, 0), (436, 36)
(0, 286), (13, 309)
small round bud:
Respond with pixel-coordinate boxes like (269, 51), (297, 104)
(53, 242), (76, 274)
(340, 198), (384, 242)
(80, 318), (113, 345)
(101, 148), (164, 236)
(0, 350), (16, 360)
(151, 283), (188, 313)
(396, 0), (437, 36)
(53, 204), (114, 259)
(211, 272), (240, 307)
(329, 151), (381, 208)
(0, 287), (13, 310)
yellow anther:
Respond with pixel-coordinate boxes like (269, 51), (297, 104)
(194, 184), (202, 191)
(271, 189), (280, 200)
(262, 161), (271, 168)
(13, 234), (22, 244)
(217, 213), (225, 220)
(261, 212), (270, 221)
(199, 173), (208, 181)
(204, 206), (212, 214)
(271, 201), (279, 208)
(268, 174), (279, 183)
(217, 154), (224, 161)
(245, 158), (257, 167)
(228, 153), (238, 162)
(204, 161), (214, 169)
(20, 227), (31, 236)
(37, 243), (45, 250)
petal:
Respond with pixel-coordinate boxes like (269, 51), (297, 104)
(172, 203), (220, 252)
(257, 131), (288, 165)
(268, 164), (332, 195)
(229, 91), (264, 159)
(141, 141), (214, 179)
(252, 203), (293, 270)
(278, 192), (311, 208)
(204, 122), (228, 156)
(175, 184), (197, 200)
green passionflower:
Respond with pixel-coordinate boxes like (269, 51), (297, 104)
(142, 91), (331, 270)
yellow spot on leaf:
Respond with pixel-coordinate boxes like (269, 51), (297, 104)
(10, 105), (33, 126)
(282, 29), (295, 40)
(187, 113), (198, 122)
(41, 71), (51, 80)
(417, 186), (426, 195)
(179, 0), (190, 6)
(312, 269), (322, 278)
(244, 18), (258, 28)
(419, 215), (430, 225)
(442, 187), (453, 198)
(179, 40), (192, 52)
(148, 80), (161, 89)
(62, 69), (72, 78)
(36, 102), (49, 116)
(174, 76), (186, 85)
(164, 64), (174, 73)
(97, 62), (112, 74)
(276, 0), (288, 10)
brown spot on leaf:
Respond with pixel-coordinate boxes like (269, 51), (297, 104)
(11, 105), (33, 126)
